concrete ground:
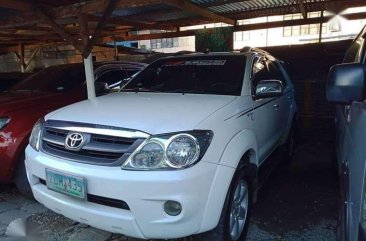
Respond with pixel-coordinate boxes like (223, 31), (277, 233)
(0, 140), (339, 241)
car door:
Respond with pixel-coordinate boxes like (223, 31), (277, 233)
(250, 56), (284, 163)
(343, 101), (366, 241)
(269, 60), (292, 135)
(338, 26), (366, 241)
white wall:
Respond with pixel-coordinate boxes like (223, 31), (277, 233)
(137, 6), (366, 53)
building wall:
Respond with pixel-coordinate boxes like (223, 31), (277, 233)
(0, 45), (116, 73)
(137, 30), (195, 53)
(134, 7), (366, 53)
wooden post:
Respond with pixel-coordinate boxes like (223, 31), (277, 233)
(82, 0), (120, 58)
(319, 11), (324, 43)
(78, 14), (89, 47)
(114, 40), (118, 60)
(24, 47), (40, 70)
(78, 14), (96, 99)
(19, 43), (26, 72)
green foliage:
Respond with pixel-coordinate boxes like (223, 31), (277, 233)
(195, 27), (233, 52)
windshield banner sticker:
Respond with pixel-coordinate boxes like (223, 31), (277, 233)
(164, 60), (227, 67)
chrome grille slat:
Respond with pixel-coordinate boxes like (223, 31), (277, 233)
(83, 142), (130, 154)
(41, 122), (147, 166)
(42, 132), (65, 146)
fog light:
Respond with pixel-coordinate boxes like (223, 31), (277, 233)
(164, 200), (182, 216)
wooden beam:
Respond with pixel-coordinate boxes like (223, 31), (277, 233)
(55, 0), (166, 19)
(78, 14), (89, 47)
(14, 51), (20, 60)
(18, 43), (26, 72)
(299, 0), (307, 19)
(0, 0), (32, 11)
(0, 0), (166, 29)
(88, 15), (177, 31)
(32, 2), (83, 53)
(25, 47), (39, 69)
(168, 0), (235, 25)
(83, 0), (120, 57)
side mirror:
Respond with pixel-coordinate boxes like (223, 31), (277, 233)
(255, 80), (283, 99)
(327, 63), (366, 104)
(95, 82), (110, 96)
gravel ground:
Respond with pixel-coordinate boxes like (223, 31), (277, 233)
(0, 140), (339, 241)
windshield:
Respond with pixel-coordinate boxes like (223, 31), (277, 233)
(121, 55), (246, 96)
(10, 65), (84, 92)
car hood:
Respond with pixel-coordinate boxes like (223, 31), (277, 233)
(0, 91), (61, 115)
(47, 92), (236, 134)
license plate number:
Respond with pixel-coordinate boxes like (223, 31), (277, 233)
(46, 169), (86, 200)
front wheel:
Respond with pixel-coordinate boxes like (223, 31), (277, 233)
(14, 155), (34, 199)
(195, 169), (251, 241)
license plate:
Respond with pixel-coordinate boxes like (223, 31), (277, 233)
(45, 169), (86, 200)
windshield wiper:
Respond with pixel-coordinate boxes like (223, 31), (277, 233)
(121, 87), (158, 93)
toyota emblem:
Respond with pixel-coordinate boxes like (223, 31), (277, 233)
(65, 132), (86, 151)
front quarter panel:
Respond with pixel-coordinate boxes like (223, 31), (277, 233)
(219, 129), (258, 167)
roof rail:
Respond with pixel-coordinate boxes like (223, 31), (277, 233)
(239, 46), (270, 55)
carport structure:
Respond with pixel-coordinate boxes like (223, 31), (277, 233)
(0, 0), (365, 98)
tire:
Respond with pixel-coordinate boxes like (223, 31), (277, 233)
(194, 167), (251, 241)
(14, 155), (34, 199)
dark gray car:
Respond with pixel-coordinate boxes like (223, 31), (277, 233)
(327, 25), (366, 241)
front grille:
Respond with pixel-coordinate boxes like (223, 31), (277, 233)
(39, 179), (130, 210)
(41, 122), (147, 166)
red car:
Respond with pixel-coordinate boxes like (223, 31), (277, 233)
(0, 62), (146, 196)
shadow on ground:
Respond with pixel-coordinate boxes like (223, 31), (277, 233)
(0, 140), (339, 241)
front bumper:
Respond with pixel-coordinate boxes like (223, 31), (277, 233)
(25, 146), (235, 239)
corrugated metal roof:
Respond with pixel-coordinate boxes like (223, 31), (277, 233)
(202, 0), (296, 14)
(0, 0), (364, 49)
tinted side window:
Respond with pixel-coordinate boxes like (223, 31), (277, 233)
(268, 61), (287, 88)
(11, 65), (84, 92)
(96, 70), (125, 86)
(252, 59), (271, 87)
(60, 68), (85, 91)
(344, 28), (365, 63)
(252, 58), (280, 81)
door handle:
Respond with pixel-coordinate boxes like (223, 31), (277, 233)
(273, 104), (279, 109)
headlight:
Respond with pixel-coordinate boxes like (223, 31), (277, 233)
(166, 134), (200, 168)
(131, 141), (165, 169)
(29, 118), (44, 151)
(0, 117), (10, 130)
(122, 130), (213, 170)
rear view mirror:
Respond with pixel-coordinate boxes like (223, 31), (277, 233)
(95, 82), (110, 96)
(327, 63), (366, 104)
(255, 80), (283, 99)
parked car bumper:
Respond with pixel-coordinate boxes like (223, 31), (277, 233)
(0, 131), (26, 180)
(25, 146), (235, 239)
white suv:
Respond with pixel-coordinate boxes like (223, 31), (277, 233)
(25, 50), (297, 241)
